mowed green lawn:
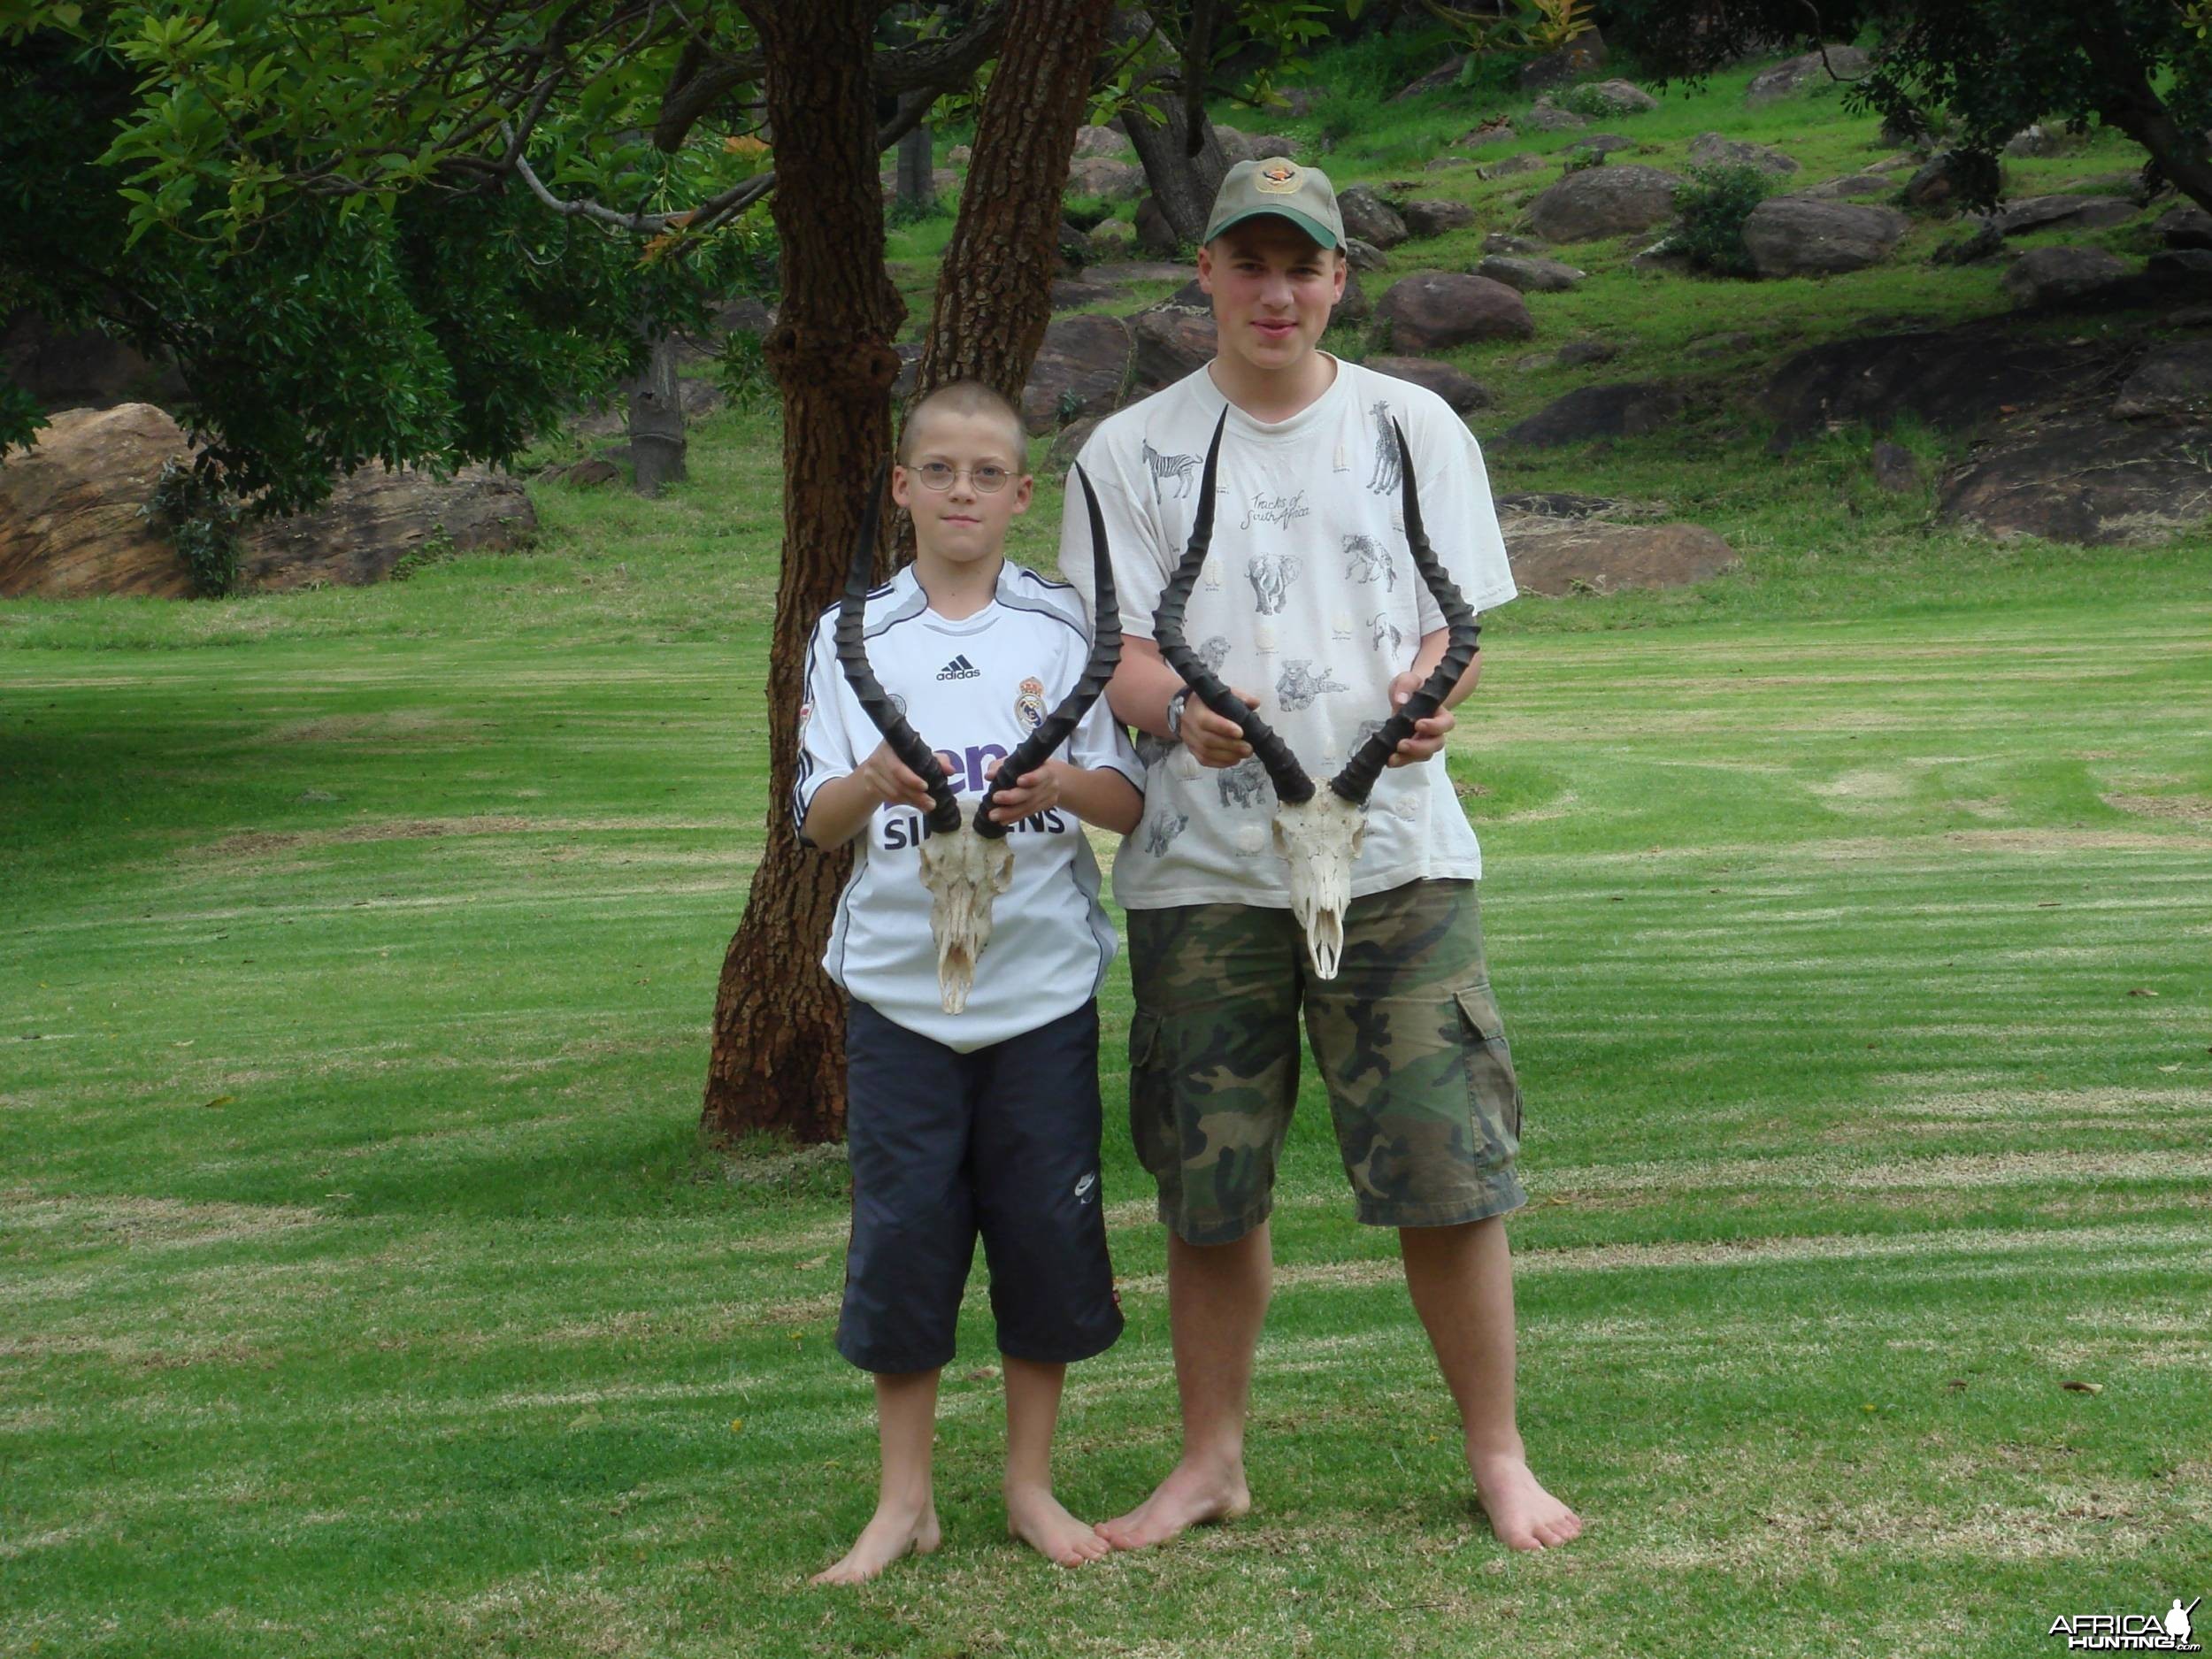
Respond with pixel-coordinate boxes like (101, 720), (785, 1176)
(4, 402), (2211, 1659)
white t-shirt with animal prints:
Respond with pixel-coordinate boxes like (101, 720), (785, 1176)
(1059, 357), (1517, 912)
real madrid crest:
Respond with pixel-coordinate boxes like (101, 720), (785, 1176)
(1015, 675), (1047, 733)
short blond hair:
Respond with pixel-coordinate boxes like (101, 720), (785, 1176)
(898, 380), (1027, 465)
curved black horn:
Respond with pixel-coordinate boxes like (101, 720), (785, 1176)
(1151, 409), (1316, 806)
(1328, 419), (1482, 806)
(835, 458), (963, 834)
(973, 463), (1124, 838)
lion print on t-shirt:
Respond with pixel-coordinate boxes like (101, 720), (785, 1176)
(1275, 659), (1348, 712)
(1194, 634), (1232, 674)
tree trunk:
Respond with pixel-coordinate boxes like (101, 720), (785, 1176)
(624, 328), (687, 496)
(895, 119), (936, 216)
(2082, 24), (2212, 217)
(912, 0), (1119, 414)
(1119, 82), (1230, 245)
(702, 0), (903, 1146)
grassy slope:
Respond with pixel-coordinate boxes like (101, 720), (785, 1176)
(5, 40), (2212, 1659)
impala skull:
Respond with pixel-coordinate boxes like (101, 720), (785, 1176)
(1154, 411), (1481, 979)
(836, 458), (1121, 1013)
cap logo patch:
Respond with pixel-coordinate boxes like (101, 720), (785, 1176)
(1255, 160), (1302, 194)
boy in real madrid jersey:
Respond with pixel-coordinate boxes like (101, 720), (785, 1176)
(792, 382), (1144, 1585)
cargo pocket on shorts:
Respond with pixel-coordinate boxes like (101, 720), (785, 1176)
(1127, 1010), (1177, 1179)
(1453, 981), (1524, 1160)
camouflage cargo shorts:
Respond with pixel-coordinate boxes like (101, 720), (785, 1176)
(1126, 878), (1525, 1246)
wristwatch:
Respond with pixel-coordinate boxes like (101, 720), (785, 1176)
(1164, 687), (1191, 741)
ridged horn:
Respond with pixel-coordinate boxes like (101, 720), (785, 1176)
(834, 458), (963, 834)
(973, 463), (1124, 837)
(1150, 409), (1316, 807)
(1327, 418), (1482, 805)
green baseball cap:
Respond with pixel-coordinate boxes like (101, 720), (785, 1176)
(1203, 157), (1347, 250)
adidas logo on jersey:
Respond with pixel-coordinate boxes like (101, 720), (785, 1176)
(935, 654), (981, 681)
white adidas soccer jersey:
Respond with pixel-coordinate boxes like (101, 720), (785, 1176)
(1059, 357), (1518, 912)
(794, 560), (1143, 1053)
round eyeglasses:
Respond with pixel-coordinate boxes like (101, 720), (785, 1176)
(911, 461), (1012, 494)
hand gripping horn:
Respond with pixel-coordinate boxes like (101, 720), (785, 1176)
(1153, 413), (1480, 979)
(834, 458), (1123, 1014)
(972, 465), (1122, 837)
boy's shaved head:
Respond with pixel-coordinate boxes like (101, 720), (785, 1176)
(898, 380), (1027, 465)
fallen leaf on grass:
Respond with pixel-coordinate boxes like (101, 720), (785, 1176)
(2060, 1379), (2104, 1395)
(1947, 1379), (1969, 1391)
(202, 1095), (233, 1110)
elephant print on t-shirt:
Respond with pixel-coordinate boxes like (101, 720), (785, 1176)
(1246, 551), (1302, 616)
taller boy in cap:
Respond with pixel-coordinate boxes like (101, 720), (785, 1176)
(1062, 158), (1581, 1552)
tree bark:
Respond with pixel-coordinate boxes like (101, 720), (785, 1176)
(2081, 23), (2212, 218)
(1119, 78), (1230, 245)
(702, 0), (903, 1146)
(895, 120), (937, 217)
(912, 0), (1119, 412)
(624, 328), (687, 495)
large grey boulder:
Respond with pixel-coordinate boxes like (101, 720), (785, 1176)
(1518, 28), (1607, 90)
(2112, 342), (2212, 421)
(1337, 186), (1409, 250)
(1688, 132), (1799, 175)
(1939, 411), (2212, 545)
(1375, 272), (1535, 351)
(1796, 172), (1893, 201)
(1477, 254), (1586, 293)
(1020, 314), (1131, 432)
(1068, 157), (1144, 201)
(1503, 381), (1686, 447)
(1992, 194), (2140, 236)
(1479, 154), (1548, 180)
(1521, 99), (1590, 133)
(1745, 46), (1870, 104)
(1527, 165), (1681, 242)
(1565, 133), (1639, 160)
(1758, 322), (2133, 446)
(1577, 79), (1657, 115)
(1742, 198), (1909, 276)
(2156, 206), (2212, 250)
(1130, 309), (1215, 393)
(1402, 199), (1479, 238)
(1394, 54), (1470, 102)
(2001, 246), (2131, 307)
(1366, 356), (1492, 414)
(1901, 151), (1991, 211)
(1071, 124), (1128, 158)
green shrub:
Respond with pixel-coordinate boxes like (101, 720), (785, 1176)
(1563, 145), (1609, 173)
(1671, 161), (1775, 276)
(715, 329), (775, 411)
(142, 457), (242, 598)
(1557, 81), (1624, 118)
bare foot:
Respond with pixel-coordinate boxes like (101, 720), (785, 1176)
(810, 1500), (942, 1586)
(1470, 1448), (1582, 1551)
(1005, 1484), (1111, 1568)
(1096, 1459), (1251, 1551)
